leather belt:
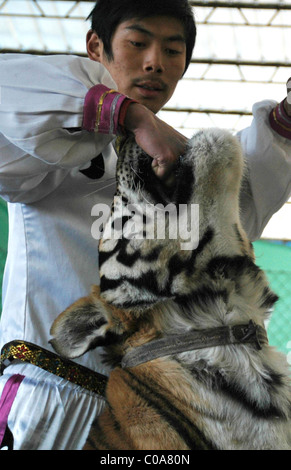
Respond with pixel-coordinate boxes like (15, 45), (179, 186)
(0, 340), (108, 397)
(121, 321), (268, 369)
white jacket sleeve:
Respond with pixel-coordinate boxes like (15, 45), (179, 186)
(0, 54), (117, 201)
(237, 100), (291, 241)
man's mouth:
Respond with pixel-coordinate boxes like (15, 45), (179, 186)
(137, 85), (161, 91)
(135, 81), (166, 92)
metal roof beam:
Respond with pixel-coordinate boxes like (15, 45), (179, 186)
(33, 0), (291, 7)
(1, 49), (290, 70)
(1, 12), (290, 26)
(163, 107), (252, 115)
(190, 1), (291, 9)
(191, 59), (291, 67)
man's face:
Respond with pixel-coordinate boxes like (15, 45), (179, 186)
(87, 16), (186, 113)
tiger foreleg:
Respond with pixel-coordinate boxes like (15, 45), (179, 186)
(50, 285), (116, 359)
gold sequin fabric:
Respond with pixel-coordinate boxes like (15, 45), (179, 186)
(0, 340), (107, 397)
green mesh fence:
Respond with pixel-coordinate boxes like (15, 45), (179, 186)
(253, 240), (291, 365)
(0, 198), (8, 313)
(264, 270), (291, 359)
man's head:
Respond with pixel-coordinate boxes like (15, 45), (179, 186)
(86, 0), (196, 113)
(87, 0), (196, 74)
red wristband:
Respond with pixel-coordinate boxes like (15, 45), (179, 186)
(82, 84), (136, 136)
(269, 99), (291, 140)
(118, 98), (137, 135)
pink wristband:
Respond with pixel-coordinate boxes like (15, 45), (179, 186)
(83, 84), (135, 136)
(269, 100), (291, 140)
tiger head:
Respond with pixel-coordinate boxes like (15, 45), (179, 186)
(50, 128), (277, 364)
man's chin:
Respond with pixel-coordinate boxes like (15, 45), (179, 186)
(135, 97), (163, 114)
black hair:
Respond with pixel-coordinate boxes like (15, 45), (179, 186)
(87, 0), (196, 74)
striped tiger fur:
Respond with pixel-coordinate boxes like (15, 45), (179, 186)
(51, 128), (291, 450)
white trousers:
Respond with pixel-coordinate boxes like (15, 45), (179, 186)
(0, 361), (106, 450)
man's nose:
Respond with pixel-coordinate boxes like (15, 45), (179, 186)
(143, 46), (165, 74)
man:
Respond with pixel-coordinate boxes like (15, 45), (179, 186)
(0, 0), (290, 450)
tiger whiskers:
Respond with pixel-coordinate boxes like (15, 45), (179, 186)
(129, 165), (167, 211)
(82, 179), (116, 198)
(86, 176), (116, 185)
(130, 164), (144, 184)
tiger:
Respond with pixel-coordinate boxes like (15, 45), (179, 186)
(50, 128), (291, 450)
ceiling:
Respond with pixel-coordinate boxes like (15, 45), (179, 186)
(1, 0), (291, 239)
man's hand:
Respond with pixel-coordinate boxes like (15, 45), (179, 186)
(124, 103), (187, 181)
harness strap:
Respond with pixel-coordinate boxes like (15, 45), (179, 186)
(121, 321), (268, 369)
(0, 341), (108, 397)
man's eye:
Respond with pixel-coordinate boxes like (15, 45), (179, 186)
(166, 49), (181, 55)
(130, 41), (145, 47)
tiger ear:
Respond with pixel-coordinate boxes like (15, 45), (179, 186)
(50, 286), (116, 359)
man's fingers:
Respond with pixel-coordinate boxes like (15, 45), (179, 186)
(151, 155), (178, 180)
(130, 107), (188, 180)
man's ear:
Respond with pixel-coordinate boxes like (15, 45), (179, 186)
(86, 30), (104, 62)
